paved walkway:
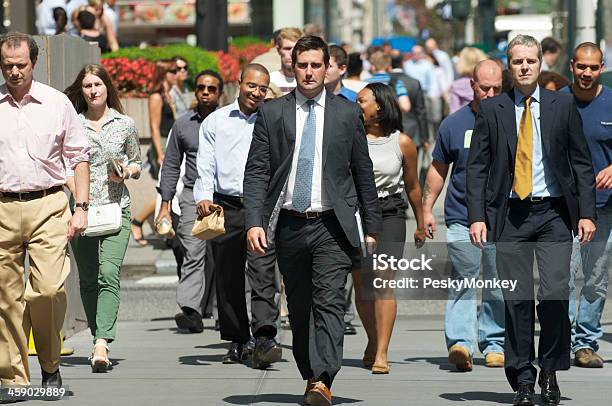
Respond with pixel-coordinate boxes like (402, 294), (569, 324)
(19, 314), (612, 405)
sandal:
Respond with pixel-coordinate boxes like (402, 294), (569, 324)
(89, 342), (112, 373)
(130, 219), (149, 246)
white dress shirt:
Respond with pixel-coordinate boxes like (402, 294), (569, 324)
(283, 88), (332, 212)
(193, 99), (258, 202)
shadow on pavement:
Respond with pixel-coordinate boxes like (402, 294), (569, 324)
(178, 354), (218, 365)
(61, 356), (124, 368)
(223, 394), (361, 405)
(439, 391), (516, 403)
(403, 356), (488, 371)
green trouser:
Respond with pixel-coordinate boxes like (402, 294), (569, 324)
(70, 207), (131, 342)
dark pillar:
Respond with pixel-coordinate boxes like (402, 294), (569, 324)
(478, 0), (496, 53)
(196, 0), (228, 51)
(250, 0), (273, 40)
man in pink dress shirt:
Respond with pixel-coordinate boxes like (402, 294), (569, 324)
(0, 32), (90, 390)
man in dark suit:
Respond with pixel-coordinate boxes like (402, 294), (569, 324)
(244, 35), (382, 406)
(466, 35), (596, 406)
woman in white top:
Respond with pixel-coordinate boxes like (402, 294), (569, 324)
(354, 82), (426, 375)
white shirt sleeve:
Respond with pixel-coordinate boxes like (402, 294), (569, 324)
(193, 113), (217, 203)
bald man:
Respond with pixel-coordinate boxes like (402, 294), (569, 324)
(563, 42), (612, 369)
(423, 60), (505, 372)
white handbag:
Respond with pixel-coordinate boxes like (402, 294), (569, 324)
(82, 203), (122, 237)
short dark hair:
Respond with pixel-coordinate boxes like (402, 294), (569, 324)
(0, 32), (39, 64)
(240, 63), (270, 81)
(329, 44), (348, 67)
(77, 10), (96, 30)
(572, 41), (603, 63)
(195, 69), (224, 94)
(365, 82), (403, 135)
(347, 52), (362, 77)
(291, 35), (330, 67)
(541, 37), (562, 54)
(391, 54), (403, 70)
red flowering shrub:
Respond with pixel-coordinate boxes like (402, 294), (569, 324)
(216, 51), (241, 83)
(101, 57), (156, 98)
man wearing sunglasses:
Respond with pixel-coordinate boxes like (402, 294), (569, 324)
(194, 64), (282, 369)
(158, 70), (223, 333)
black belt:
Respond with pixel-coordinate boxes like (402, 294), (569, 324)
(509, 196), (564, 204)
(0, 185), (63, 201)
(281, 209), (334, 219)
(213, 192), (244, 204)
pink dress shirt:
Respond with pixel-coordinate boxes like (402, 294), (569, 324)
(0, 81), (89, 192)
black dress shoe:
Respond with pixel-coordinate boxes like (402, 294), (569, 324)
(538, 370), (561, 405)
(222, 342), (245, 364)
(252, 337), (282, 369)
(513, 383), (534, 406)
(344, 322), (357, 335)
(174, 309), (204, 333)
(41, 368), (62, 388)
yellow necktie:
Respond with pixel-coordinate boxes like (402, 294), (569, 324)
(513, 96), (532, 200)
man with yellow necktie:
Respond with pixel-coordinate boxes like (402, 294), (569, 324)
(466, 35), (596, 406)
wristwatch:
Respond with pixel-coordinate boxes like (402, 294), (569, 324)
(75, 202), (89, 211)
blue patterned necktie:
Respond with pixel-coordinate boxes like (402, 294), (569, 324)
(292, 99), (316, 212)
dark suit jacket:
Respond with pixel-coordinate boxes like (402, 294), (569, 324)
(390, 71), (429, 144)
(244, 90), (382, 248)
(466, 88), (596, 241)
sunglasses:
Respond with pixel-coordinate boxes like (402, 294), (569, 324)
(177, 65), (188, 71)
(168, 68), (178, 74)
(196, 84), (218, 93)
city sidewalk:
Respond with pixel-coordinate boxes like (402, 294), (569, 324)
(21, 314), (612, 405)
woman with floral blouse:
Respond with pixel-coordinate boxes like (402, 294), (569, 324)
(65, 64), (141, 373)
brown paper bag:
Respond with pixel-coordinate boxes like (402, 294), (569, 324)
(191, 204), (226, 240)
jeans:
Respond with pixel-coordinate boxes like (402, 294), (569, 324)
(569, 205), (612, 352)
(445, 223), (504, 355)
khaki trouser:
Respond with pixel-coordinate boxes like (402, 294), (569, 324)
(0, 190), (70, 386)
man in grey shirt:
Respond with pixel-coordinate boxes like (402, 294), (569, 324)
(157, 70), (224, 333)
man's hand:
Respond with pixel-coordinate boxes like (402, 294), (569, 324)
(196, 200), (214, 218)
(469, 221), (487, 249)
(247, 227), (268, 255)
(577, 218), (596, 245)
(155, 203), (172, 230)
(68, 208), (88, 240)
(596, 166), (612, 190)
(366, 234), (378, 255)
(109, 164), (131, 184)
(423, 211), (436, 239)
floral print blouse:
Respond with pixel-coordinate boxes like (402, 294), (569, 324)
(75, 108), (142, 208)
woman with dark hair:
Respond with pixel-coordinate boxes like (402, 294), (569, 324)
(64, 64), (141, 372)
(538, 70), (571, 91)
(170, 55), (193, 116)
(354, 82), (426, 374)
(53, 7), (68, 35)
(130, 59), (178, 245)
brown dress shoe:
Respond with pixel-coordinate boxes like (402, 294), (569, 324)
(574, 348), (604, 368)
(448, 344), (473, 372)
(304, 381), (332, 406)
(485, 352), (505, 368)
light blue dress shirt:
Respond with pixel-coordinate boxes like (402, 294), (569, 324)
(193, 99), (258, 202)
(403, 59), (433, 93)
(511, 86), (562, 198)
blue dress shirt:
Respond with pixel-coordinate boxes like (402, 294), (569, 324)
(193, 99), (258, 202)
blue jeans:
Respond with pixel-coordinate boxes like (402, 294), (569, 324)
(445, 223), (505, 355)
(569, 205), (612, 352)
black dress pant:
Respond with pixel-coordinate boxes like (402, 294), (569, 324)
(212, 193), (278, 344)
(496, 198), (573, 390)
(276, 212), (354, 387)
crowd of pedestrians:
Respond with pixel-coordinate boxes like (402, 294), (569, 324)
(0, 22), (610, 406)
